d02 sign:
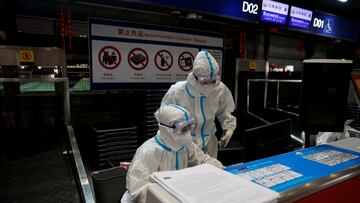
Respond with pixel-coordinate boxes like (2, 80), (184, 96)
(242, 1), (258, 15)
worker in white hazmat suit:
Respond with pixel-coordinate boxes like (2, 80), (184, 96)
(162, 51), (237, 158)
(121, 104), (224, 203)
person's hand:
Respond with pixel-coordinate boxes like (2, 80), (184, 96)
(218, 129), (234, 149)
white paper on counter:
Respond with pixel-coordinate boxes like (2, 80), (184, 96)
(150, 163), (279, 203)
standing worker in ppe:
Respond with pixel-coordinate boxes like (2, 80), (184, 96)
(121, 104), (223, 203)
(162, 51), (237, 158)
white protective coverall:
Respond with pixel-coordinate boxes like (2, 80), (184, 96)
(121, 104), (223, 203)
(161, 51), (237, 157)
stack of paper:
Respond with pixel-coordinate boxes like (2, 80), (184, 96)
(150, 164), (279, 203)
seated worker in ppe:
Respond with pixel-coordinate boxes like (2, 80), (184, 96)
(161, 50), (237, 158)
(121, 104), (224, 203)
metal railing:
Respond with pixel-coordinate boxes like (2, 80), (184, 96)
(67, 125), (95, 203)
(247, 79), (302, 116)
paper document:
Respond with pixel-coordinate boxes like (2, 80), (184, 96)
(150, 164), (279, 203)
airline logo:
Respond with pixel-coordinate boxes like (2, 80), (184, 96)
(262, 0), (289, 15)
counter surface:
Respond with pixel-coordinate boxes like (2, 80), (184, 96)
(147, 138), (360, 203)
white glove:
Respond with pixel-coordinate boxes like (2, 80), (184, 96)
(218, 129), (234, 149)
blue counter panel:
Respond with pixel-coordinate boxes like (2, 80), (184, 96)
(225, 145), (360, 192)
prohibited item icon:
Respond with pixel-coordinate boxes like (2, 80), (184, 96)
(128, 48), (149, 70)
(155, 49), (173, 71)
(98, 46), (121, 70)
(178, 51), (194, 72)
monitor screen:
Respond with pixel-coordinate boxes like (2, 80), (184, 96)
(300, 60), (353, 132)
(260, 0), (289, 25)
(289, 6), (313, 30)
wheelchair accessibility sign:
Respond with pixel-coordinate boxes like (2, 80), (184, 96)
(98, 46), (121, 70)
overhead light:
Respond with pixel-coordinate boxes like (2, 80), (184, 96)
(186, 13), (198, 19)
(170, 10), (181, 17)
(21, 66), (25, 69)
(337, 0), (348, 2)
(38, 66), (42, 69)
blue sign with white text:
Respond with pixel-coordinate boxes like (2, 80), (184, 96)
(289, 6), (312, 30)
(260, 0), (289, 25)
(225, 144), (360, 193)
(311, 11), (359, 41)
(122, 0), (261, 22)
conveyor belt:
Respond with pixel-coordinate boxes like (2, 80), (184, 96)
(0, 148), (78, 202)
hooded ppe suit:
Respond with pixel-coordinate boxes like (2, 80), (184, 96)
(161, 51), (237, 157)
(121, 104), (223, 203)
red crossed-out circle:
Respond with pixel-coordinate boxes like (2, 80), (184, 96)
(98, 46), (121, 70)
(178, 51), (194, 72)
(128, 48), (149, 71)
(154, 49), (173, 71)
(21, 52), (32, 60)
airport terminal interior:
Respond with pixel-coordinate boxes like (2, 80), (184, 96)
(1, 0), (360, 202)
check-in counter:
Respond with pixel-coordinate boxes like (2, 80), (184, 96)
(147, 138), (360, 203)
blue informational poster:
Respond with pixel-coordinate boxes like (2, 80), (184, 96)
(225, 145), (360, 193)
(260, 0), (289, 25)
(123, 0), (261, 23)
(289, 6), (313, 30)
(311, 11), (359, 41)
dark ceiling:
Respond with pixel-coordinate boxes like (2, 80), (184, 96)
(1, 0), (360, 44)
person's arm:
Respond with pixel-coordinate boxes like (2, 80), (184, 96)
(216, 86), (236, 132)
(188, 142), (224, 169)
(216, 86), (237, 148)
(126, 149), (158, 203)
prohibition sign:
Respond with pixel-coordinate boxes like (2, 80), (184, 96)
(21, 52), (32, 61)
(128, 48), (149, 70)
(178, 51), (194, 72)
(98, 46), (121, 70)
(154, 49), (173, 71)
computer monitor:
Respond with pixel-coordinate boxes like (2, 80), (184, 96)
(243, 118), (292, 162)
(300, 59), (353, 132)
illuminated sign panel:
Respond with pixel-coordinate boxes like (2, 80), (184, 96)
(260, 0), (289, 25)
(311, 11), (359, 41)
(289, 6), (313, 30)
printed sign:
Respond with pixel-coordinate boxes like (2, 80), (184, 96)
(260, 0), (289, 25)
(289, 6), (313, 30)
(249, 60), (256, 70)
(155, 50), (173, 71)
(89, 18), (223, 89)
(225, 144), (360, 193)
(98, 46), (121, 70)
(19, 50), (35, 63)
(128, 48), (149, 70)
(178, 51), (194, 72)
(310, 11), (359, 41)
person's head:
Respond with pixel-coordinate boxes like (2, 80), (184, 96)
(154, 104), (195, 148)
(192, 51), (220, 87)
(187, 51), (221, 95)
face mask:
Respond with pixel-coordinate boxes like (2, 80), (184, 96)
(173, 132), (192, 147)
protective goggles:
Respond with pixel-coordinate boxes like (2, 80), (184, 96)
(194, 74), (221, 87)
(160, 118), (196, 136)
